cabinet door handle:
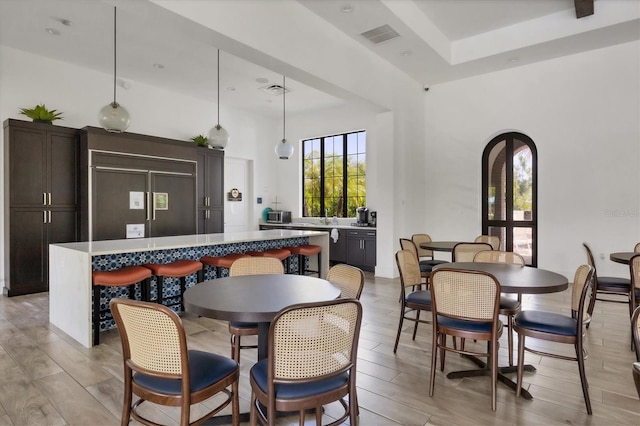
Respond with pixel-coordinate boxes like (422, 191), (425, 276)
(206, 210), (210, 219)
(146, 192), (151, 221)
(48, 192), (52, 205)
(43, 211), (47, 223)
(207, 196), (211, 206)
(43, 193), (47, 205)
(48, 210), (51, 223)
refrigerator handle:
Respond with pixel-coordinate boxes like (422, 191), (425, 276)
(146, 192), (152, 221)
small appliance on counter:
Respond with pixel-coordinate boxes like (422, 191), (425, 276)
(351, 207), (370, 227)
(266, 210), (292, 223)
(369, 211), (377, 227)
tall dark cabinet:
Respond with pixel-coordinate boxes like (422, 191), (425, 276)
(3, 119), (79, 296)
(196, 147), (224, 234)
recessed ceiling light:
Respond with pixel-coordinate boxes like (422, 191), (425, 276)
(401, 50), (412, 57)
(341, 5), (353, 13)
(152, 63), (165, 69)
(256, 77), (269, 84)
(45, 28), (60, 36)
(57, 18), (72, 26)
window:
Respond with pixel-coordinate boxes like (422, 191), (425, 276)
(302, 130), (366, 218)
(482, 132), (537, 266)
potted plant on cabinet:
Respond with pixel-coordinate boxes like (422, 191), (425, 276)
(190, 134), (209, 147)
(19, 104), (64, 124)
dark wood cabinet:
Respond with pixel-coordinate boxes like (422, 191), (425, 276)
(3, 119), (79, 296)
(346, 229), (377, 272)
(81, 127), (200, 241)
(196, 147), (224, 233)
(330, 234), (347, 263)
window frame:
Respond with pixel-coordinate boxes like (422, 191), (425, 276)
(301, 130), (366, 218)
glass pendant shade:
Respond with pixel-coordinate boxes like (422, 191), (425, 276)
(209, 124), (229, 149)
(275, 138), (294, 159)
(98, 102), (130, 133)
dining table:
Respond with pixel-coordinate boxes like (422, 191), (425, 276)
(610, 252), (638, 264)
(419, 241), (461, 253)
(432, 262), (569, 399)
(183, 274), (341, 361)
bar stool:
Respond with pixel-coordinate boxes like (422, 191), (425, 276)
(245, 248), (291, 273)
(143, 259), (203, 311)
(200, 253), (250, 279)
(92, 265), (152, 346)
(284, 244), (322, 277)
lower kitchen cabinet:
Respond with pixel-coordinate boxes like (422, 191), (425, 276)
(345, 229), (377, 272)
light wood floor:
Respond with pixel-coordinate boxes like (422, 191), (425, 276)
(0, 273), (638, 425)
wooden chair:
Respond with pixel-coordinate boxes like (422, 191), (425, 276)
(429, 268), (503, 411)
(394, 249), (432, 353)
(514, 265), (594, 414)
(452, 242), (493, 262)
(632, 306), (640, 398)
(583, 243), (631, 323)
(629, 254), (640, 350)
(475, 235), (500, 250)
(411, 233), (449, 267)
(399, 238), (432, 280)
(110, 298), (239, 426)
(474, 250), (525, 366)
(326, 264), (364, 300)
(228, 257), (284, 363)
(249, 299), (362, 426)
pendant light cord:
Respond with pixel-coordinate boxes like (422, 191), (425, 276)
(282, 75), (286, 141)
(217, 49), (220, 126)
(112, 7), (117, 105)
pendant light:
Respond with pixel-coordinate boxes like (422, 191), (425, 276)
(208, 49), (229, 149)
(98, 6), (130, 133)
(275, 75), (294, 159)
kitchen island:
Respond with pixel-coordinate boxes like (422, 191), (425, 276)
(49, 229), (329, 348)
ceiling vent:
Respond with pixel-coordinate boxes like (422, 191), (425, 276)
(260, 84), (290, 96)
(360, 24), (400, 44)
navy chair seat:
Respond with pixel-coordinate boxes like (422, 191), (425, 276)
(499, 296), (521, 311)
(230, 321), (258, 329)
(597, 276), (630, 289)
(438, 316), (502, 334)
(406, 290), (431, 305)
(134, 350), (238, 394)
(250, 358), (349, 399)
(515, 310), (577, 336)
(419, 262), (434, 273)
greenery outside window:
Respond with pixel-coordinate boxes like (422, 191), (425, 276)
(302, 130), (366, 218)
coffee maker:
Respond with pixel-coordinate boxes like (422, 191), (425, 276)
(356, 207), (369, 226)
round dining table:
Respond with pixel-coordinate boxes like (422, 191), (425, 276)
(610, 252), (637, 264)
(183, 274), (340, 360)
(432, 262), (569, 399)
(419, 241), (461, 253)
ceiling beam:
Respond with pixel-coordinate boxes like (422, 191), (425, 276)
(574, 0), (594, 19)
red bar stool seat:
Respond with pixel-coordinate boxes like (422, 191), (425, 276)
(92, 265), (152, 345)
(284, 244), (322, 277)
(143, 259), (203, 311)
(200, 253), (250, 279)
(246, 248), (292, 273)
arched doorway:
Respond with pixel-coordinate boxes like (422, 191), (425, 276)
(482, 132), (537, 266)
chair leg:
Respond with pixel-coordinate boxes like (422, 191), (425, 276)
(179, 276), (187, 311)
(576, 342), (592, 415)
(121, 369), (133, 426)
(93, 286), (101, 346)
(127, 284), (135, 300)
(585, 285), (597, 329)
(507, 315), (514, 367)
(429, 331), (438, 397)
(516, 334), (525, 397)
(491, 339), (498, 411)
(156, 276), (164, 305)
(412, 310), (420, 340)
(231, 380), (240, 425)
(393, 307), (405, 353)
(249, 390), (258, 426)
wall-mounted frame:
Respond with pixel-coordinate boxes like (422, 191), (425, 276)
(153, 192), (168, 210)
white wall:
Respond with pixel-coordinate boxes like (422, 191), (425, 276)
(423, 40), (640, 278)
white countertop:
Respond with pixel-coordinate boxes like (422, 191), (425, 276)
(50, 229), (328, 255)
(260, 222), (376, 231)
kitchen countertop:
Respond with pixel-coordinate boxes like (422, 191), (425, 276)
(260, 222), (376, 230)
